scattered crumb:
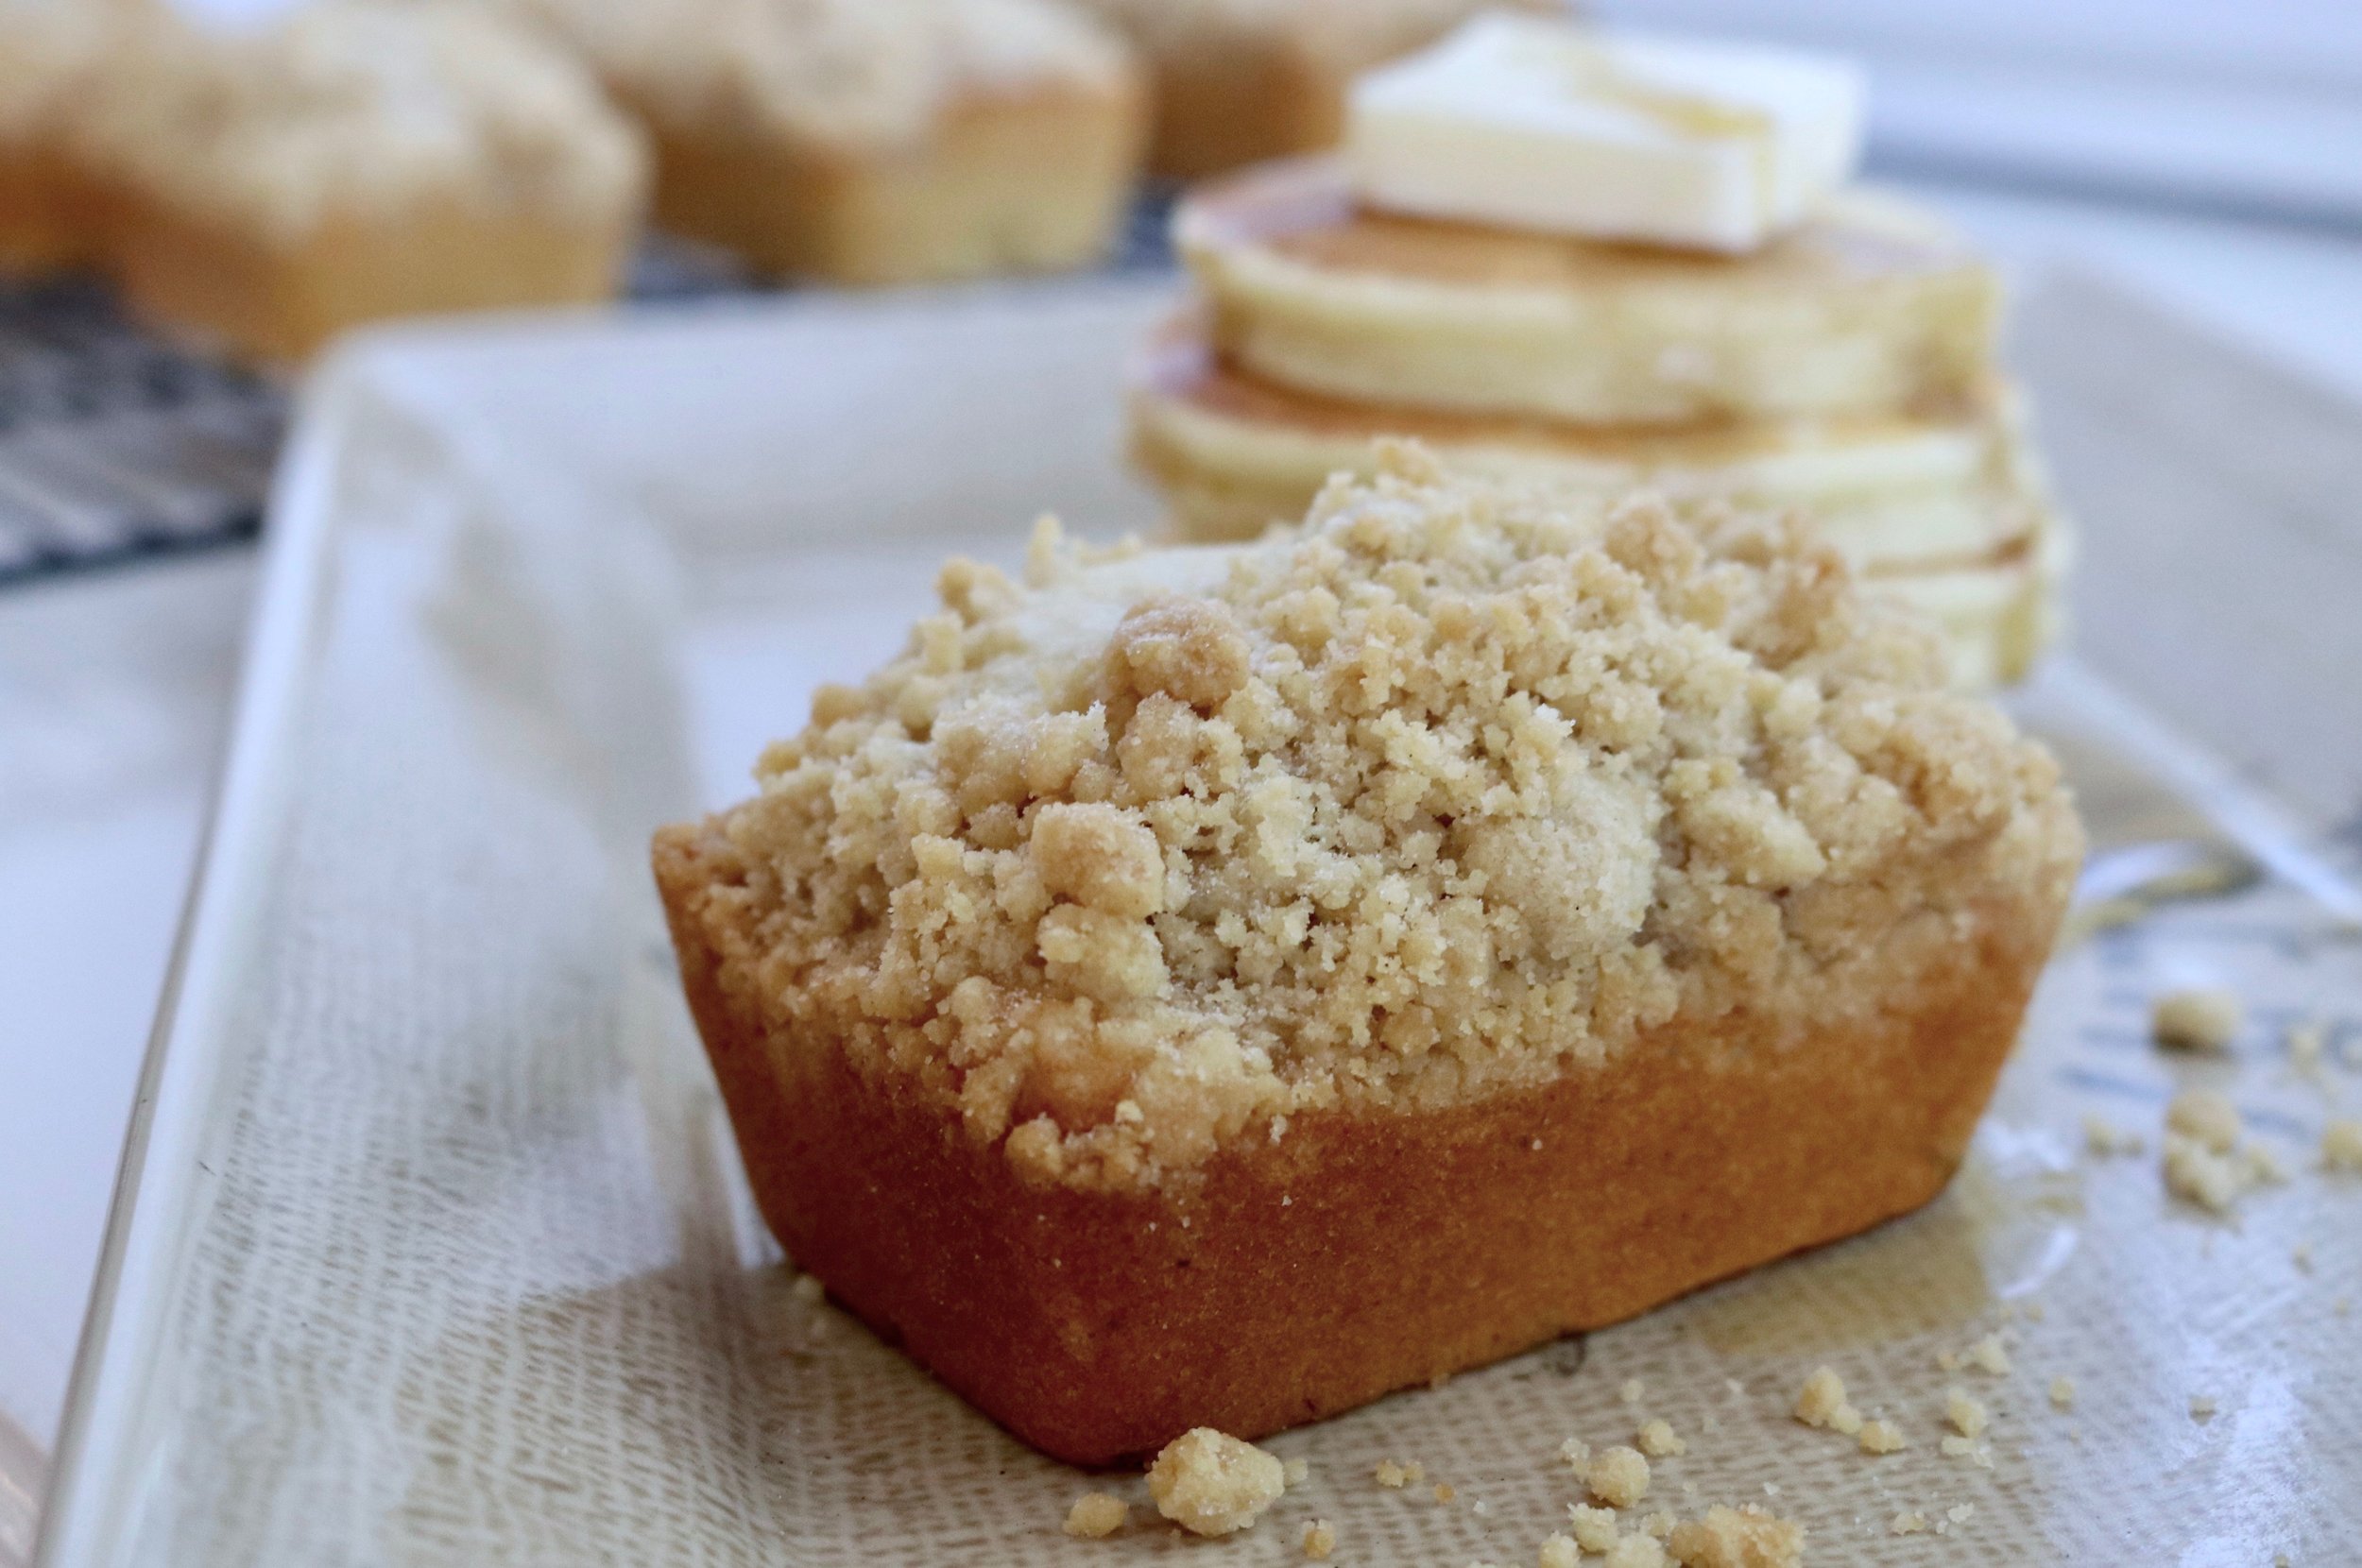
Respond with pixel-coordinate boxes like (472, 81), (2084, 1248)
(2164, 1133), (2251, 1213)
(1559, 1439), (1593, 1477)
(1149, 1429), (1286, 1537)
(1858, 1419), (1907, 1454)
(1940, 1435), (1993, 1466)
(1064, 1492), (1128, 1539)
(2049, 1376), (2077, 1410)
(2325, 1118), (2362, 1171)
(1376, 1461), (1411, 1489)
(1620, 1378), (1646, 1405)
(1588, 1446), (1651, 1508)
(2189, 1395), (2217, 1422)
(2247, 1143), (2293, 1185)
(1642, 1512), (1677, 1540)
(1792, 1367), (1856, 1431)
(2289, 1020), (2327, 1079)
(1666, 1504), (1806, 1568)
(1829, 1404), (1864, 1437)
(1283, 1457), (1309, 1486)
(2166, 1089), (2242, 1152)
(2293, 1243), (2315, 1273)
(1605, 1535), (1667, 1568)
(1935, 1349), (1962, 1372)
(1946, 1504), (1975, 1525)
(1302, 1520), (1336, 1559)
(1637, 1419), (1687, 1457)
(1476, 1499), (1493, 1516)
(1760, 1484), (1778, 1497)
(1538, 1532), (1580, 1568)
(1568, 1504), (1620, 1553)
(2083, 1114), (2144, 1158)
(1965, 1334), (2013, 1375)
(1891, 1511), (1928, 1535)
(2152, 986), (2242, 1051)
(1435, 1483), (1457, 1505)
(1945, 1388), (1990, 1439)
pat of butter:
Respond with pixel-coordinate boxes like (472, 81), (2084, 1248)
(1345, 15), (1866, 253)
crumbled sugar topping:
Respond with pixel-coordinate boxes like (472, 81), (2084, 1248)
(2081, 1113), (2144, 1157)
(1857, 1419), (1906, 1454)
(677, 450), (2081, 1194)
(2151, 986), (2241, 1051)
(1944, 1388), (1987, 1439)
(1939, 1435), (1993, 1467)
(518, 0), (1131, 149)
(1891, 1511), (1927, 1535)
(1064, 1491), (1129, 1538)
(1636, 1419), (1686, 1457)
(1148, 1428), (1286, 1536)
(2165, 1089), (2240, 1153)
(1667, 1505), (1806, 1568)
(1284, 1457), (1309, 1485)
(1376, 1460), (1412, 1488)
(69, 0), (643, 240)
(2324, 1117), (2362, 1171)
(1604, 1534), (1666, 1568)
(1539, 1532), (1580, 1568)
(1303, 1519), (1336, 1559)
(2188, 1395), (2217, 1422)
(1587, 1446), (1651, 1509)
(2048, 1376), (2076, 1410)
(1568, 1504), (1620, 1553)
(1435, 1482), (1458, 1504)
(1619, 1378), (1646, 1405)
(1642, 1512), (1677, 1539)
(1559, 1440), (1593, 1476)
(1964, 1333), (2012, 1375)
(1946, 1504), (1975, 1525)
(2164, 1133), (2251, 1214)
(1791, 1367), (1853, 1429)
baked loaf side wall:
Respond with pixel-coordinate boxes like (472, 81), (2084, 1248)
(657, 818), (2062, 1465)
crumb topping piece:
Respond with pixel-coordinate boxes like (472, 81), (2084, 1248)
(2165, 1089), (2240, 1153)
(1064, 1491), (1128, 1538)
(1944, 1388), (1988, 1439)
(2151, 987), (2241, 1051)
(1586, 1445), (1652, 1508)
(2048, 1376), (2076, 1410)
(1891, 1510), (1927, 1535)
(1667, 1504), (1806, 1568)
(685, 450), (2080, 1193)
(1963, 1333), (2012, 1376)
(2324, 1117), (2362, 1171)
(1568, 1503), (1621, 1553)
(1857, 1418), (1906, 1454)
(2082, 1113), (2144, 1157)
(1791, 1366), (1857, 1432)
(1303, 1519), (1337, 1559)
(1636, 1420), (1686, 1457)
(1149, 1428), (1287, 1536)
(1539, 1531), (1581, 1568)
(1605, 1535), (1667, 1568)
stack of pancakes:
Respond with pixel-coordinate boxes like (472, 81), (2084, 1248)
(1127, 158), (2067, 687)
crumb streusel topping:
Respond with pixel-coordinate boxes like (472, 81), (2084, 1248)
(686, 446), (2080, 1193)
(517, 0), (1132, 148)
(68, 0), (645, 241)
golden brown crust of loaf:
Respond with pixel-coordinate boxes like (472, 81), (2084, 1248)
(657, 816), (2062, 1465)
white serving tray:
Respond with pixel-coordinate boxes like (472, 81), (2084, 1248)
(33, 276), (2362, 1565)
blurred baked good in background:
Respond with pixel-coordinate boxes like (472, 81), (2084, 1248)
(62, 0), (647, 364)
(1072, 0), (1562, 179)
(0, 0), (134, 275)
(510, 0), (1148, 285)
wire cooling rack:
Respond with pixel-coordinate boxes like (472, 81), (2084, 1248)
(0, 192), (1178, 591)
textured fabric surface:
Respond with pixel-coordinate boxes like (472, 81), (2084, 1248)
(106, 285), (2362, 1563)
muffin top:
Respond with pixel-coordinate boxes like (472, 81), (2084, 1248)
(690, 446), (2080, 1192)
(68, 0), (645, 241)
(0, 0), (128, 145)
(516, 0), (1135, 148)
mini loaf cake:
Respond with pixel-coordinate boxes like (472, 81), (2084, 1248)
(655, 448), (2083, 1464)
(0, 0), (125, 272)
(1073, 0), (1554, 179)
(67, 0), (646, 364)
(515, 0), (1146, 284)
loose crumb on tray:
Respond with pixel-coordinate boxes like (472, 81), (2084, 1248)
(2049, 1376), (2076, 1410)
(1539, 1532), (1580, 1568)
(2324, 1118), (2362, 1171)
(2152, 987), (2242, 1051)
(1858, 1419), (1907, 1454)
(2189, 1395), (2217, 1422)
(2166, 1089), (2241, 1152)
(2164, 1133), (2251, 1214)
(1149, 1428), (1286, 1536)
(1605, 1536), (1667, 1568)
(1303, 1519), (1336, 1559)
(2083, 1114), (2144, 1158)
(1963, 1334), (2012, 1375)
(1637, 1419), (1687, 1457)
(1569, 1504), (1621, 1552)
(1892, 1511), (1928, 1535)
(1667, 1504), (1806, 1568)
(1285, 1457), (1309, 1485)
(1587, 1446), (1651, 1508)
(1064, 1492), (1129, 1539)
(1620, 1378), (1646, 1405)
